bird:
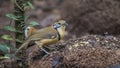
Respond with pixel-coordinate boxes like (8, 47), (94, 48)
(15, 20), (68, 55)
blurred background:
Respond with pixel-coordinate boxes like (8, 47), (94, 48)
(1, 0), (120, 42)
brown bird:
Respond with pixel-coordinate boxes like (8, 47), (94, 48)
(15, 20), (67, 55)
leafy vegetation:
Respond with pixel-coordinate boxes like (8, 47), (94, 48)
(0, 43), (19, 59)
(0, 0), (38, 60)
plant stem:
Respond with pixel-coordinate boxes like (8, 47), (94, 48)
(14, 0), (26, 47)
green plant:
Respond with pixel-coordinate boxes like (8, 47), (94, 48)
(0, 43), (19, 59)
(0, 0), (38, 59)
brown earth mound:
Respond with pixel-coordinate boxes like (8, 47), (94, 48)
(27, 35), (120, 68)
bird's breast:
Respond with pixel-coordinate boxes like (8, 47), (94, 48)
(40, 38), (58, 45)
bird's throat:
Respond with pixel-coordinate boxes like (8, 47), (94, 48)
(56, 28), (65, 40)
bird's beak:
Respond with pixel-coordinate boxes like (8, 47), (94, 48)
(63, 22), (68, 26)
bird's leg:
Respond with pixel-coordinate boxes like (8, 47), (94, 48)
(44, 45), (57, 51)
(40, 47), (50, 54)
(35, 41), (50, 54)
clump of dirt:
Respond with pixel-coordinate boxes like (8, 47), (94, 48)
(0, 59), (18, 68)
(28, 35), (120, 68)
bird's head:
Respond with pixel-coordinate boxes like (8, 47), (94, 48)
(53, 20), (68, 39)
(53, 20), (68, 30)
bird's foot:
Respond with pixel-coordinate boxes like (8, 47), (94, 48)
(40, 48), (50, 58)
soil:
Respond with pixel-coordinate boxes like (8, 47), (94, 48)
(28, 34), (120, 68)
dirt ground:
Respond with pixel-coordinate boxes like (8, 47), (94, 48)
(27, 34), (120, 68)
(0, 0), (120, 68)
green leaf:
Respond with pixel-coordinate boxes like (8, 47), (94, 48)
(15, 30), (23, 33)
(0, 56), (9, 59)
(6, 13), (18, 20)
(1, 35), (14, 40)
(24, 15), (30, 22)
(1, 35), (23, 43)
(4, 25), (23, 33)
(27, 1), (34, 9)
(0, 45), (9, 54)
(29, 21), (39, 26)
(5, 54), (20, 60)
(15, 39), (23, 43)
(0, 43), (17, 51)
(0, 43), (13, 48)
(4, 25), (22, 33)
(4, 25), (16, 32)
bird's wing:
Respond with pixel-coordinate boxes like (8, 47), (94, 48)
(30, 32), (57, 41)
(42, 32), (57, 39)
(28, 27), (58, 41)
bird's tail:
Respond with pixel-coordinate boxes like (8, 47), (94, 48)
(15, 40), (30, 55)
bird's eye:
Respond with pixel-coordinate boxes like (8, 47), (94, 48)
(57, 23), (61, 25)
(53, 23), (61, 29)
